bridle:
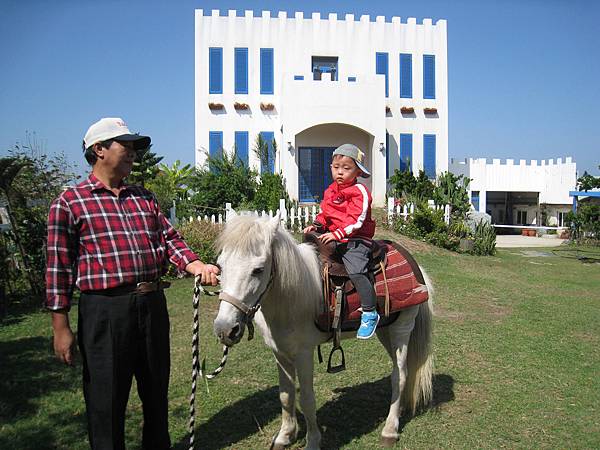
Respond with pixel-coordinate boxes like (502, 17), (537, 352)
(217, 262), (274, 341)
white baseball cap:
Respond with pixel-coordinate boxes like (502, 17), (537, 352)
(83, 117), (151, 151)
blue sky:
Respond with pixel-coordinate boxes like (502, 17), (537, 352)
(1, 0), (599, 177)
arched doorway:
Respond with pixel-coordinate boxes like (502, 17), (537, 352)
(295, 123), (373, 203)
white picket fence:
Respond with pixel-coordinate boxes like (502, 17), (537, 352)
(172, 197), (450, 230)
(175, 199), (321, 231)
(387, 197), (451, 225)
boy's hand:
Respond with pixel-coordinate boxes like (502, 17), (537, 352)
(303, 225), (316, 233)
(318, 232), (336, 244)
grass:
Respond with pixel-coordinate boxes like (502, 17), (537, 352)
(1, 236), (599, 449)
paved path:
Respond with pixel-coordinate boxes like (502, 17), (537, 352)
(496, 235), (566, 248)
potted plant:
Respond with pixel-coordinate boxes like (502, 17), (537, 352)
(424, 107), (438, 115)
(234, 102), (250, 111)
(400, 106), (414, 114)
(208, 102), (224, 111)
(260, 102), (275, 111)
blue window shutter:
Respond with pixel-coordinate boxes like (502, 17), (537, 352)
(400, 53), (412, 98)
(423, 55), (435, 99)
(348, 76), (356, 82)
(400, 134), (413, 172)
(260, 131), (275, 173)
(209, 48), (223, 94)
(294, 75), (304, 80)
(234, 131), (249, 166)
(471, 191), (480, 212)
(260, 48), (274, 95)
(376, 52), (389, 97)
(234, 48), (248, 94)
(209, 131), (223, 171)
(423, 134), (436, 179)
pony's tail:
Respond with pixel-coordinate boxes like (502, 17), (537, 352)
(402, 267), (434, 415)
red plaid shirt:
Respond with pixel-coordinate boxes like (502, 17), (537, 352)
(45, 173), (198, 310)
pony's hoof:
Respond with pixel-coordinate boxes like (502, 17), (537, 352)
(380, 435), (398, 447)
(270, 435), (288, 450)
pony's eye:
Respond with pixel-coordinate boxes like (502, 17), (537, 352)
(252, 267), (264, 276)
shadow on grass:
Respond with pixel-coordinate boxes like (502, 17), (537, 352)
(317, 373), (455, 448)
(173, 374), (454, 449)
(0, 336), (87, 449)
(172, 386), (281, 450)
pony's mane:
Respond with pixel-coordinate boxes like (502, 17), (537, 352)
(216, 215), (322, 318)
(215, 215), (272, 256)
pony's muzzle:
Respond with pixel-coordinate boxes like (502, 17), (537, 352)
(214, 321), (243, 346)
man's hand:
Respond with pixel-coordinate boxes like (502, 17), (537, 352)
(186, 260), (220, 286)
(52, 311), (75, 366)
(303, 225), (316, 234)
(318, 232), (337, 244)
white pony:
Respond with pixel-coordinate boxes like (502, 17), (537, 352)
(213, 214), (434, 449)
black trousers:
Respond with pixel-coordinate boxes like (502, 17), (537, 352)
(78, 290), (171, 450)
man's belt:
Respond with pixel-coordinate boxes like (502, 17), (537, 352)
(83, 281), (172, 297)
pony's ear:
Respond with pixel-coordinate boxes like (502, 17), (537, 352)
(269, 214), (280, 232)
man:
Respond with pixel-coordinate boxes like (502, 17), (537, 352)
(46, 117), (219, 450)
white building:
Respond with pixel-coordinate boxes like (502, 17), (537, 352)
(194, 9), (448, 206)
(449, 157), (577, 227)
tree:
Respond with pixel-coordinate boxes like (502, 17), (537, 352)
(577, 165), (600, 192)
(146, 160), (194, 215)
(127, 144), (163, 187)
(253, 134), (277, 174)
(0, 156), (35, 295)
(0, 141), (79, 301)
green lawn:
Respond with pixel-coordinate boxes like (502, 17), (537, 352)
(1, 241), (599, 449)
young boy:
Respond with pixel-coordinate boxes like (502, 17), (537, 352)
(303, 143), (378, 339)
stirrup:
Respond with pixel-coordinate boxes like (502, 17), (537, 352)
(326, 346), (346, 373)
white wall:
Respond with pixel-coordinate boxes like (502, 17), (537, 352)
(195, 10), (448, 206)
(450, 157), (577, 215)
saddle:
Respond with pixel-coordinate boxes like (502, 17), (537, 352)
(303, 233), (429, 373)
(303, 232), (386, 282)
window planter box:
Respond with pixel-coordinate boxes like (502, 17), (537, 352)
(424, 107), (438, 115)
(385, 106), (391, 114)
(208, 102), (224, 111)
(260, 102), (275, 111)
(234, 102), (250, 111)
(400, 106), (414, 114)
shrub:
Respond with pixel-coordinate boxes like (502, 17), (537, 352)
(164, 219), (221, 278)
(566, 204), (600, 243)
(189, 152), (257, 215)
(252, 172), (291, 213)
(449, 220), (471, 239)
(392, 202), (460, 251)
(472, 220), (496, 256)
(177, 219), (222, 266)
(433, 171), (471, 221)
(388, 169), (434, 205)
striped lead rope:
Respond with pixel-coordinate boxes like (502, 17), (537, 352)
(188, 277), (229, 450)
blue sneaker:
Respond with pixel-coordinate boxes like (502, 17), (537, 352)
(357, 310), (380, 340)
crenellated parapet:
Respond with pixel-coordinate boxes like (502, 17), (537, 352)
(196, 9), (446, 28)
(450, 156), (575, 167)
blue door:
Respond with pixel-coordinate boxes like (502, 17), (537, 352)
(298, 147), (335, 203)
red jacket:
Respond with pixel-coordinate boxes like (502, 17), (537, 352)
(314, 180), (376, 242)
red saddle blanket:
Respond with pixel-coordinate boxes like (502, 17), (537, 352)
(315, 241), (429, 332)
